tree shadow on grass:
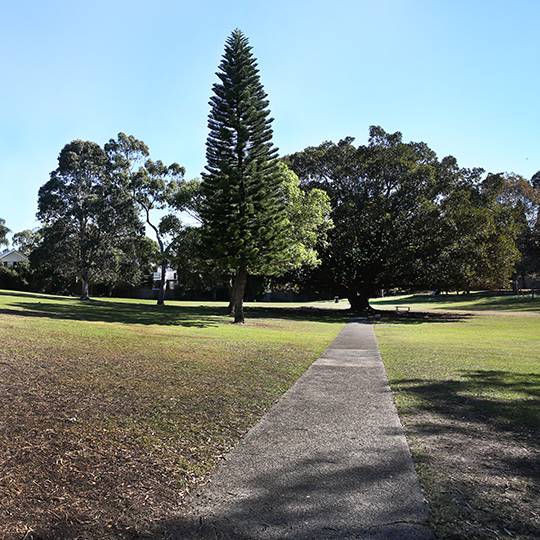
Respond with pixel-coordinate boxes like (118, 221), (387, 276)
(390, 371), (540, 539)
(393, 370), (540, 434)
(1, 296), (350, 328)
(373, 309), (474, 325)
(3, 300), (222, 327)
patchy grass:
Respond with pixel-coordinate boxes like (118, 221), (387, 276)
(374, 312), (540, 540)
(0, 290), (346, 540)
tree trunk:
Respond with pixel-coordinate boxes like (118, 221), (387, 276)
(80, 270), (90, 300)
(157, 262), (167, 306)
(227, 276), (236, 316)
(232, 266), (248, 324)
(347, 289), (372, 312)
(145, 208), (167, 307)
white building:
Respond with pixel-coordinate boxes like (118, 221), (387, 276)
(0, 249), (29, 267)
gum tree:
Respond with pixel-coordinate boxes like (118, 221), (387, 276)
(106, 133), (185, 305)
(0, 218), (10, 249)
(36, 140), (144, 299)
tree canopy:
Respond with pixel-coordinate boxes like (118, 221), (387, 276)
(0, 218), (10, 249)
(36, 139), (145, 299)
(105, 133), (185, 305)
(286, 127), (521, 310)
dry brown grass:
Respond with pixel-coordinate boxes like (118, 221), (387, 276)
(0, 292), (345, 539)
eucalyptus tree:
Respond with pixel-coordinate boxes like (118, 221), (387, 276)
(105, 133), (185, 305)
(0, 218), (9, 249)
(12, 228), (41, 257)
(37, 140), (144, 299)
(499, 172), (540, 279)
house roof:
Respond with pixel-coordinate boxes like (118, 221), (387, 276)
(0, 249), (30, 263)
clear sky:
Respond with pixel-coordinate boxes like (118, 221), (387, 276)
(1, 0), (539, 243)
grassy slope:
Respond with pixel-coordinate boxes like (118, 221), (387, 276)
(372, 294), (540, 539)
(0, 291), (347, 539)
(372, 290), (540, 313)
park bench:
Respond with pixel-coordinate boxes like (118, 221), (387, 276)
(395, 306), (410, 313)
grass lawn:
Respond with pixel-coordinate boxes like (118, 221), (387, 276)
(373, 299), (540, 540)
(2, 288), (539, 540)
(372, 290), (540, 313)
(0, 290), (347, 540)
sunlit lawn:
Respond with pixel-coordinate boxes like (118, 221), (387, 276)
(372, 290), (540, 313)
(3, 288), (540, 539)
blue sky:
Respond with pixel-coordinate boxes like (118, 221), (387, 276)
(1, 0), (539, 242)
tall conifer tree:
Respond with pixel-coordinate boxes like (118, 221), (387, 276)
(201, 29), (287, 323)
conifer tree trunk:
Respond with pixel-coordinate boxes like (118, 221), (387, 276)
(232, 266), (248, 323)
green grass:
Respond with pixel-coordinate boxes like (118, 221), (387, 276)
(372, 290), (540, 313)
(374, 311), (540, 539)
(375, 314), (540, 429)
(0, 290), (347, 539)
(3, 288), (540, 539)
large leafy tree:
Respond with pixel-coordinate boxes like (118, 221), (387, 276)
(12, 228), (41, 257)
(36, 140), (144, 299)
(287, 127), (441, 310)
(287, 127), (520, 310)
(200, 29), (289, 323)
(499, 172), (540, 279)
(430, 171), (520, 291)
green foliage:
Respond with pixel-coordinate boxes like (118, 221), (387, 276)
(278, 162), (333, 270)
(431, 174), (520, 290)
(106, 133), (186, 305)
(35, 140), (145, 299)
(168, 177), (203, 224)
(287, 127), (441, 310)
(12, 228), (41, 257)
(0, 218), (10, 248)
(287, 127), (521, 309)
(0, 262), (31, 290)
(200, 30), (289, 322)
(500, 172), (540, 277)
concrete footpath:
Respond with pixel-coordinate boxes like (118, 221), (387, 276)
(161, 317), (437, 540)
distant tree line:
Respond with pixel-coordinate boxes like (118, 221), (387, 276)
(2, 30), (539, 318)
